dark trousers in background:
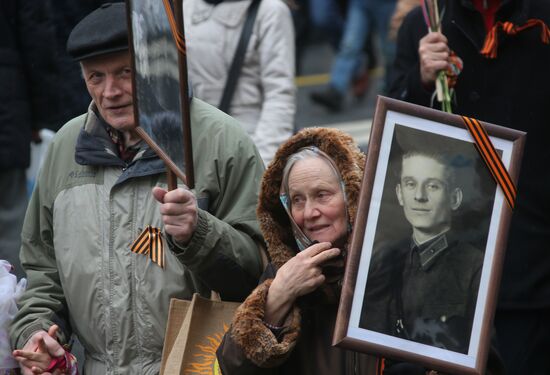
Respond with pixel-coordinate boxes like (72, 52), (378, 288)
(0, 168), (28, 279)
(495, 308), (550, 375)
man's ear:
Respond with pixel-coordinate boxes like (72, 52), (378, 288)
(396, 184), (404, 206)
(450, 187), (463, 210)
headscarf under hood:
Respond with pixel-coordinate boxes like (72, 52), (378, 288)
(258, 127), (366, 270)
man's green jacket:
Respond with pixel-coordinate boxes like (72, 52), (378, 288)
(10, 98), (265, 374)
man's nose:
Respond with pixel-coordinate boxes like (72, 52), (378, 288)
(104, 75), (122, 98)
(414, 185), (428, 202)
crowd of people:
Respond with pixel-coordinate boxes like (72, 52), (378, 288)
(1, 0), (549, 374)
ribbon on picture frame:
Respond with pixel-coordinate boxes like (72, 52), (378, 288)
(461, 116), (517, 210)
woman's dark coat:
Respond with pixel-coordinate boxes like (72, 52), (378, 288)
(216, 127), (381, 375)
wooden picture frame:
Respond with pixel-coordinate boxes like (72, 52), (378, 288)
(334, 96), (525, 374)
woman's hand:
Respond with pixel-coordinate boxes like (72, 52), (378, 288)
(264, 242), (341, 326)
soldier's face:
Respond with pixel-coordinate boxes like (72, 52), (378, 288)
(396, 154), (461, 238)
(81, 51), (135, 132)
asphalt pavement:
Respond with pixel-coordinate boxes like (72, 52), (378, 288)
(294, 41), (384, 150)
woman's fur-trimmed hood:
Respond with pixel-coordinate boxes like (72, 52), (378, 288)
(220, 128), (366, 369)
(258, 127), (366, 269)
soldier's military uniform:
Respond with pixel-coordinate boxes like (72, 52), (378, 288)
(362, 231), (483, 354)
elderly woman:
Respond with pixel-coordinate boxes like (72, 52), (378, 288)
(216, 127), (380, 374)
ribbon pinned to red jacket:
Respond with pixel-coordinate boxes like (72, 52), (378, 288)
(461, 116), (517, 210)
(131, 225), (165, 268)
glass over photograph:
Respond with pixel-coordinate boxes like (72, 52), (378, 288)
(335, 97), (524, 375)
(359, 124), (497, 354)
(129, 0), (185, 170)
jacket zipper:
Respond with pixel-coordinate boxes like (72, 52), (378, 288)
(108, 191), (119, 374)
(129, 184), (146, 370)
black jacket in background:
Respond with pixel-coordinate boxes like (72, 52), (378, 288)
(49, 0), (115, 126)
(389, 0), (550, 309)
(0, 0), (60, 169)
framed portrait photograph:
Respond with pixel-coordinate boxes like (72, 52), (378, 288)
(334, 97), (525, 374)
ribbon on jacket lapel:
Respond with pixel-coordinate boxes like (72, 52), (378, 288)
(131, 225), (165, 268)
(481, 19), (550, 58)
(461, 116), (517, 210)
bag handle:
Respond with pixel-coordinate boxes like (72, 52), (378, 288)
(218, 0), (262, 113)
(163, 298), (196, 374)
(210, 290), (222, 302)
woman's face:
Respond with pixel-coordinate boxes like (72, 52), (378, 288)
(288, 157), (347, 247)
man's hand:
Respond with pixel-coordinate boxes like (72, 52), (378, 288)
(153, 186), (198, 245)
(419, 31), (450, 87)
(13, 325), (64, 375)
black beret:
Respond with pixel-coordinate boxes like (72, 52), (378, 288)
(67, 2), (128, 61)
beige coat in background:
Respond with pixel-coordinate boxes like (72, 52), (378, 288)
(183, 0), (296, 166)
(389, 0), (421, 40)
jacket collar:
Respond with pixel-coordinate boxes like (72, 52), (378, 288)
(450, 0), (529, 49)
(189, 0), (250, 28)
(412, 231), (448, 271)
(458, 0), (525, 16)
(75, 103), (165, 184)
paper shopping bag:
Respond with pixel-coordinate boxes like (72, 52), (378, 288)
(160, 293), (240, 375)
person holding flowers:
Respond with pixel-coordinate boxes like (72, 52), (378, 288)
(389, 1), (550, 373)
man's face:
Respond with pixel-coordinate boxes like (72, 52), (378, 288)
(396, 154), (462, 239)
(81, 51), (134, 131)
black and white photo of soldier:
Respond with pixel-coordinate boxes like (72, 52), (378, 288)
(360, 125), (497, 354)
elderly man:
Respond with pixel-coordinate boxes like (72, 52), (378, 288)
(10, 3), (264, 374)
(361, 149), (483, 355)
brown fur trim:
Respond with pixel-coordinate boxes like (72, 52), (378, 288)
(257, 127), (366, 269)
(229, 279), (302, 367)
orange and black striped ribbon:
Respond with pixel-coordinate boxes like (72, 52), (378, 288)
(131, 225), (165, 268)
(461, 116), (517, 210)
(162, 0), (186, 54)
(481, 19), (550, 58)
(376, 358), (386, 375)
